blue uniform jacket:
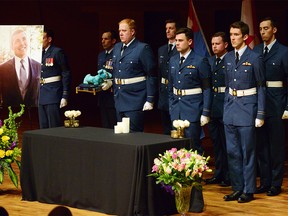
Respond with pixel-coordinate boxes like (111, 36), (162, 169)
(223, 48), (266, 126)
(254, 41), (288, 118)
(39, 45), (71, 105)
(157, 44), (178, 111)
(112, 39), (157, 112)
(168, 50), (211, 122)
(208, 55), (226, 118)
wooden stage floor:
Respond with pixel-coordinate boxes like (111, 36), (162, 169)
(0, 165), (288, 216)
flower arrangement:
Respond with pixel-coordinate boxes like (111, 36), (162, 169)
(149, 147), (210, 192)
(172, 120), (190, 129)
(64, 110), (81, 128)
(171, 120), (190, 138)
(64, 110), (81, 119)
(0, 104), (25, 188)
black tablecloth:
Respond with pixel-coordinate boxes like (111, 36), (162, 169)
(20, 127), (190, 216)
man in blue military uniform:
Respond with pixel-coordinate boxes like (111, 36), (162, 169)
(223, 21), (265, 203)
(39, 29), (71, 128)
(111, 18), (157, 132)
(157, 19), (178, 135)
(96, 30), (117, 129)
(205, 32), (230, 187)
(253, 17), (288, 196)
(168, 27), (211, 155)
(168, 27), (211, 213)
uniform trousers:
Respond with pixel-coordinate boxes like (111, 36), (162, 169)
(99, 105), (117, 129)
(185, 122), (204, 155)
(208, 118), (229, 181)
(38, 103), (61, 129)
(256, 116), (285, 187)
(117, 110), (144, 132)
(224, 124), (256, 193)
(160, 110), (172, 135)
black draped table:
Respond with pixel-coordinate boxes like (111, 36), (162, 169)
(20, 127), (190, 216)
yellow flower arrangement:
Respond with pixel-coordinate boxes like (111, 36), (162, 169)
(0, 104), (25, 188)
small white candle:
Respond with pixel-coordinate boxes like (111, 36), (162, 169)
(122, 117), (130, 133)
(122, 123), (129, 133)
(118, 122), (125, 133)
(114, 125), (122, 134)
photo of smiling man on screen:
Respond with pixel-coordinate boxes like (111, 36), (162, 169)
(0, 25), (43, 107)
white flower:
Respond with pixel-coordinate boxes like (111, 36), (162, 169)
(64, 111), (71, 118)
(179, 120), (185, 128)
(173, 120), (180, 128)
(173, 119), (190, 129)
(65, 110), (81, 119)
(149, 147), (211, 193)
(183, 120), (190, 127)
(75, 110), (81, 117)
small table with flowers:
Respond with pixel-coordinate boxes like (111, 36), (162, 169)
(20, 127), (190, 216)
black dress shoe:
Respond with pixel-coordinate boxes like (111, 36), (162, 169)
(205, 177), (221, 184)
(219, 180), (231, 187)
(223, 191), (242, 201)
(267, 186), (281, 196)
(238, 193), (254, 203)
(255, 185), (269, 194)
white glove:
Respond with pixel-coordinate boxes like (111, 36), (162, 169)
(200, 115), (210, 126)
(101, 80), (113, 91)
(60, 98), (68, 108)
(255, 118), (264, 127)
(142, 101), (154, 111)
(282, 110), (288, 119)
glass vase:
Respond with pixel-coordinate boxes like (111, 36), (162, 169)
(175, 186), (192, 216)
(64, 118), (79, 128)
(177, 127), (185, 138)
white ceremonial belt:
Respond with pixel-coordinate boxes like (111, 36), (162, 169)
(115, 76), (146, 85)
(173, 87), (202, 96)
(213, 86), (226, 93)
(266, 81), (283, 87)
(40, 75), (61, 84)
(229, 87), (257, 97)
(161, 77), (169, 85)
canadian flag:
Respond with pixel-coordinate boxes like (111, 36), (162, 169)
(241, 0), (259, 49)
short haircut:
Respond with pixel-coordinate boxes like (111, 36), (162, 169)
(212, 31), (228, 43)
(260, 17), (278, 28)
(11, 28), (26, 47)
(230, 21), (249, 36)
(44, 28), (55, 42)
(119, 18), (136, 31)
(48, 206), (72, 216)
(176, 27), (194, 40)
(0, 206), (8, 216)
(165, 19), (179, 29)
(107, 30), (118, 41)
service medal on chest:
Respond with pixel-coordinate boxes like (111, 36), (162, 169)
(45, 58), (54, 66)
(105, 59), (113, 70)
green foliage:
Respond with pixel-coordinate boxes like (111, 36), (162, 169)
(0, 104), (25, 188)
(148, 148), (211, 192)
